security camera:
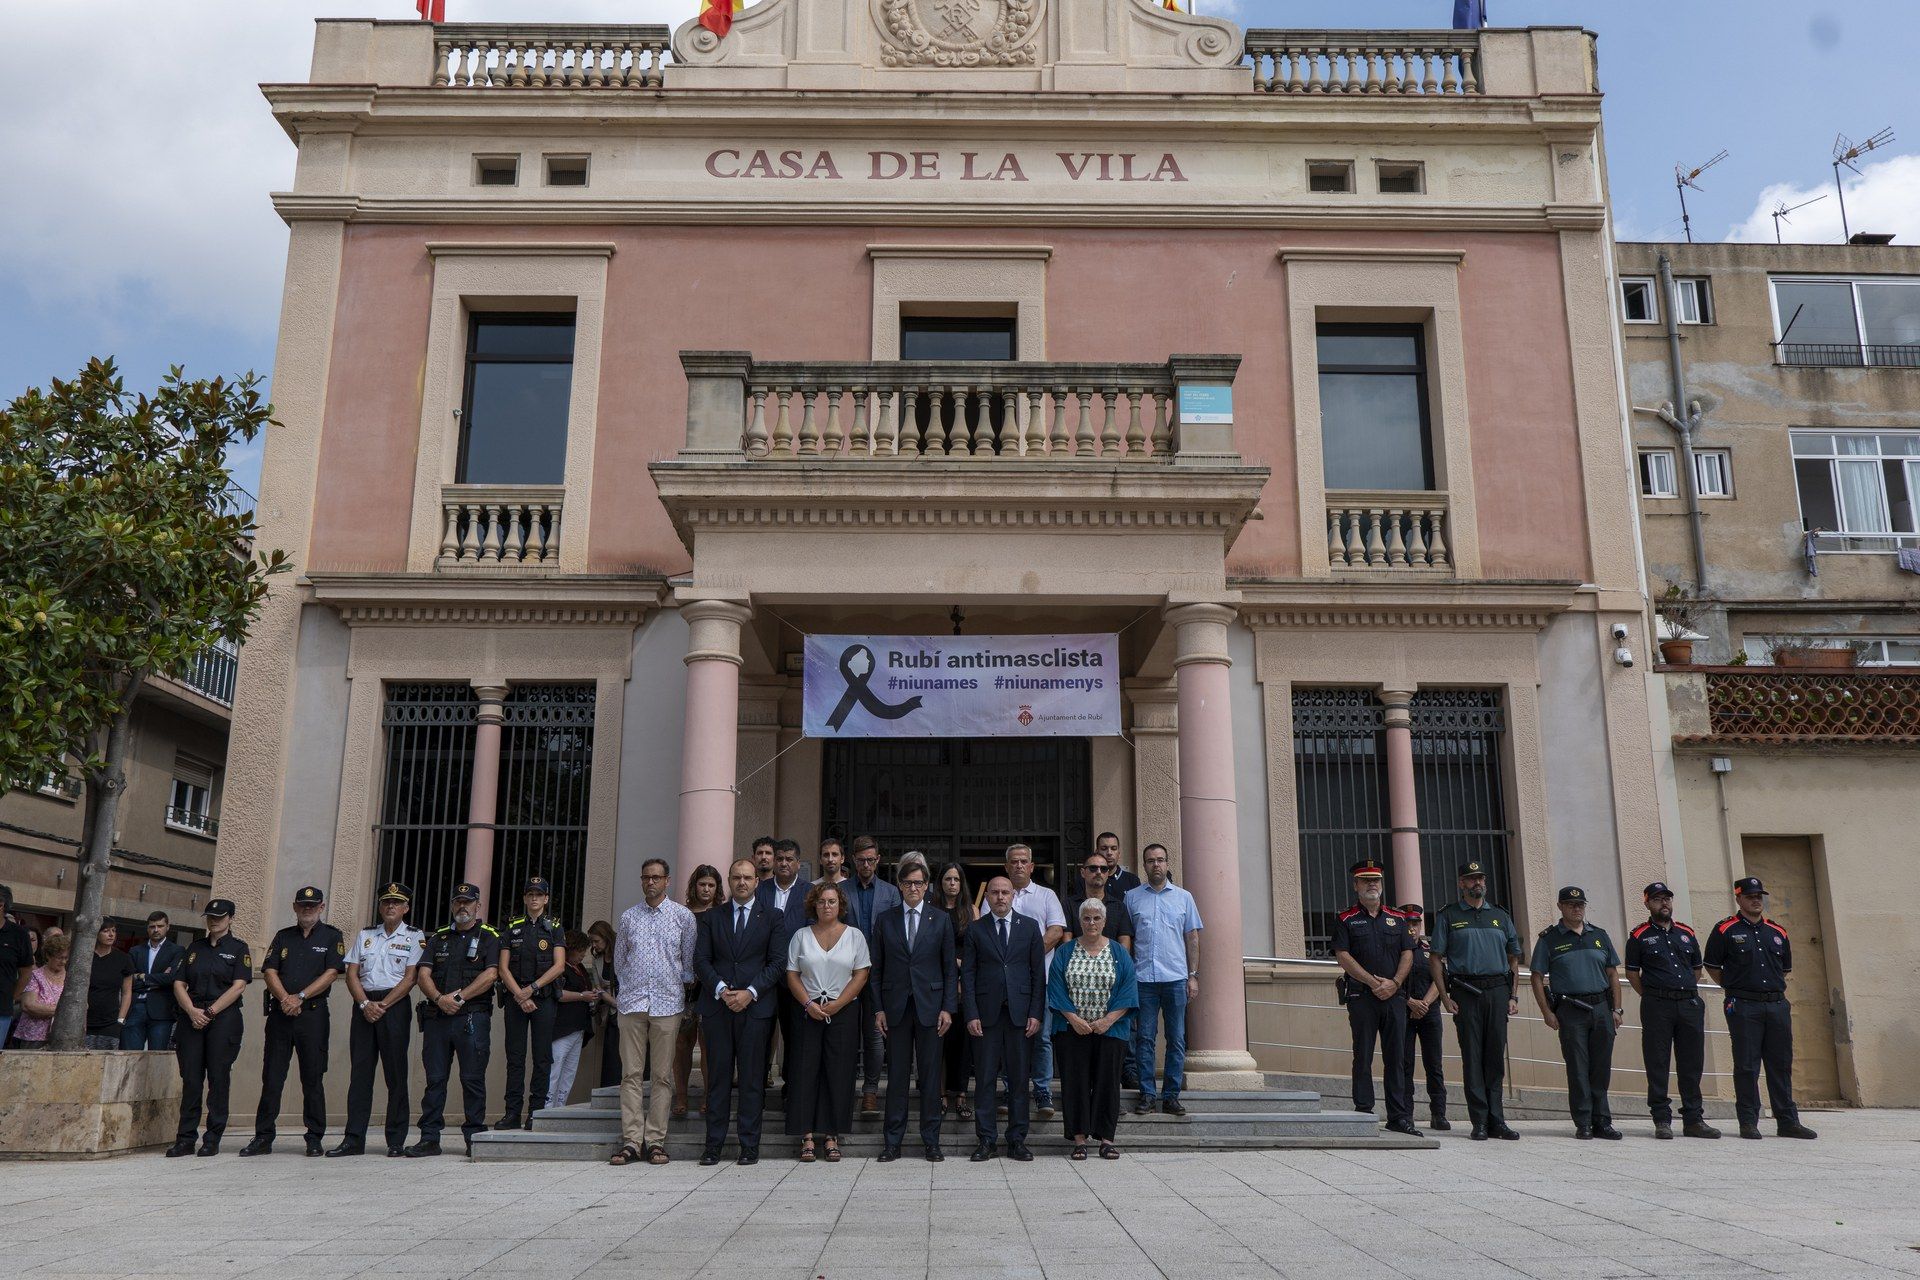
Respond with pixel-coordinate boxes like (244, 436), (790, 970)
(1614, 646), (1635, 668)
(1610, 622), (1631, 642)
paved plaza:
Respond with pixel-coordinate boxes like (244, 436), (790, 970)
(4, 1111), (1919, 1279)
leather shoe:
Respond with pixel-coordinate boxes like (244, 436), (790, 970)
(1489, 1123), (1520, 1141)
(1469, 1125), (1488, 1141)
(165, 1138), (195, 1158)
(1133, 1099), (1154, 1115)
(1429, 1117), (1451, 1131)
(1161, 1099), (1187, 1118)
(1593, 1126), (1623, 1141)
(1683, 1121), (1722, 1139)
(698, 1148), (722, 1167)
(1008, 1142), (1033, 1162)
(494, 1114), (521, 1132)
(386, 1146), (405, 1157)
(1653, 1123), (1674, 1140)
(196, 1138), (219, 1157)
(861, 1092), (880, 1118)
(305, 1138), (324, 1157)
(925, 1147), (944, 1163)
(326, 1139), (364, 1158)
(1738, 1123), (1763, 1140)
(877, 1146), (900, 1163)
(1574, 1126), (1592, 1140)
(237, 1137), (273, 1157)
(737, 1148), (759, 1166)
(403, 1140), (443, 1157)
(969, 1142), (997, 1162)
(1386, 1119), (1420, 1136)
(1777, 1121), (1818, 1140)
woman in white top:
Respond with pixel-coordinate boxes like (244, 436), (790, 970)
(784, 882), (870, 1162)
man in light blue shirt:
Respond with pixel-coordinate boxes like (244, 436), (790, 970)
(1123, 843), (1202, 1116)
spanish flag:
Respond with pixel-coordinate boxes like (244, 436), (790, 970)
(416, 0), (445, 20)
(1162, 0), (1182, 9)
(699, 0), (743, 37)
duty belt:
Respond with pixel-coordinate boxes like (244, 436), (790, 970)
(1642, 986), (1698, 1000)
(1449, 974), (1510, 995)
(1727, 988), (1784, 1002)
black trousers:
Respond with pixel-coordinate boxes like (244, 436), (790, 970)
(254, 1007), (331, 1141)
(1347, 989), (1410, 1123)
(1450, 978), (1510, 1129)
(884, 1001), (944, 1148)
(501, 996), (558, 1121)
(1553, 996), (1616, 1127)
(941, 1015), (971, 1095)
(344, 992), (412, 1148)
(1054, 1031), (1124, 1143)
(785, 1006), (859, 1137)
(1724, 994), (1798, 1127)
(419, 1008), (491, 1143)
(175, 1008), (244, 1143)
(1401, 1002), (1447, 1120)
(1640, 991), (1706, 1124)
(972, 1017), (1030, 1145)
(703, 1008), (774, 1150)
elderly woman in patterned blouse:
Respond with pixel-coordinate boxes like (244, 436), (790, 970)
(1047, 897), (1138, 1160)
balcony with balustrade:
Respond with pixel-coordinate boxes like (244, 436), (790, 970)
(1666, 665), (1920, 746)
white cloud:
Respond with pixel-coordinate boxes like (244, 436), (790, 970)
(1725, 153), (1920, 245)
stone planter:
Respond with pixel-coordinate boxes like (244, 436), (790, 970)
(0, 1050), (179, 1158)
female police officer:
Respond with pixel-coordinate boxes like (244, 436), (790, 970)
(166, 900), (253, 1157)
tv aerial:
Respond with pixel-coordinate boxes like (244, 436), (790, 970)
(1770, 194), (1827, 243)
(1832, 127), (1894, 240)
(1674, 150), (1728, 244)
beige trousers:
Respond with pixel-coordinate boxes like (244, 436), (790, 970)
(618, 1010), (683, 1150)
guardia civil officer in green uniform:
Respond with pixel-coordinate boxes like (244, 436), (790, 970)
(1703, 876), (1817, 1141)
(166, 900), (253, 1157)
(405, 881), (501, 1158)
(1528, 887), (1624, 1140)
(241, 886), (347, 1157)
(1427, 861), (1521, 1141)
(496, 876), (567, 1130)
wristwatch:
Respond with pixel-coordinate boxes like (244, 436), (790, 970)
(452, 992), (465, 1007)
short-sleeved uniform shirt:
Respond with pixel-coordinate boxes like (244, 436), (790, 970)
(1703, 915), (1790, 994)
(1330, 905), (1414, 985)
(178, 934), (254, 1008)
(1530, 922), (1619, 997)
(1430, 900), (1520, 977)
(419, 924), (502, 1013)
(1623, 920), (1702, 993)
(344, 922), (426, 992)
(500, 914), (566, 988)
(86, 947), (134, 1033)
(262, 923), (347, 1011)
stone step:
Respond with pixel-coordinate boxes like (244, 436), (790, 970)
(530, 1103), (1370, 1140)
(582, 1085), (1320, 1115)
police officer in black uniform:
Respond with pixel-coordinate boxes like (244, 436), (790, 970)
(1397, 903), (1450, 1131)
(1528, 887), (1624, 1139)
(1331, 860), (1417, 1135)
(1428, 860), (1522, 1141)
(1704, 876), (1818, 1141)
(1624, 881), (1719, 1140)
(406, 882), (501, 1157)
(240, 886), (346, 1157)
(166, 900), (253, 1157)
(497, 876), (567, 1131)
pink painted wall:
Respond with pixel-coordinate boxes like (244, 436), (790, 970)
(307, 224), (1592, 583)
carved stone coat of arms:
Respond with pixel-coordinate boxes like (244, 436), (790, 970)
(874, 0), (1044, 66)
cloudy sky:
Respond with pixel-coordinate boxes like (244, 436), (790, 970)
(2, 1), (1915, 499)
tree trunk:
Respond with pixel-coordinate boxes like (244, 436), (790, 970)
(47, 676), (142, 1051)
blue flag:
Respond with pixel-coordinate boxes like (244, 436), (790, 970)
(1453, 0), (1486, 27)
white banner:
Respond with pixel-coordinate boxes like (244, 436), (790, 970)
(802, 634), (1120, 738)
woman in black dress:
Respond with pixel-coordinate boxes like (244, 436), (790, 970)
(932, 862), (976, 1119)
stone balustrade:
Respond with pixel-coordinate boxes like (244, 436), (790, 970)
(438, 485), (565, 566)
(433, 24), (671, 89)
(1325, 491), (1452, 570)
(1244, 30), (1482, 96)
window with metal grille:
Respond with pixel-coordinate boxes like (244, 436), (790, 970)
(1292, 688), (1390, 957)
(1409, 689), (1513, 918)
(373, 684), (479, 932)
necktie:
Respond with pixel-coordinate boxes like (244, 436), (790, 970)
(999, 916), (1009, 949)
(906, 908), (918, 950)
(736, 905), (747, 935)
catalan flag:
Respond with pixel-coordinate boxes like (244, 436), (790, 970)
(1162, 0), (1183, 10)
(700, 0), (744, 37)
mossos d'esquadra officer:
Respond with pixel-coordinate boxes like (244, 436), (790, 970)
(1427, 860), (1521, 1142)
(167, 899), (253, 1158)
(496, 876), (567, 1132)
(331, 881), (425, 1157)
(405, 881), (501, 1158)
(1329, 859), (1418, 1136)
(242, 886), (346, 1158)
(1623, 881), (1719, 1140)
(1528, 887), (1624, 1140)
(1703, 876), (1817, 1142)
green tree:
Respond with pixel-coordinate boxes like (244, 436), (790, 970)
(0, 359), (288, 1050)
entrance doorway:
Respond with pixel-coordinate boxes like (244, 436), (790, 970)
(820, 737), (1091, 893)
(1740, 835), (1844, 1104)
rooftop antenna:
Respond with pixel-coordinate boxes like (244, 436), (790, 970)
(1674, 150), (1728, 244)
(1832, 127), (1895, 241)
(1770, 194), (1828, 244)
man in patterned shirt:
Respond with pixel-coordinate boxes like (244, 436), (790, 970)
(609, 858), (698, 1166)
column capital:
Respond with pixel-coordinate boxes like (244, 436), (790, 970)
(1380, 686), (1416, 727)
(471, 682), (509, 722)
(1164, 600), (1237, 669)
(677, 593), (753, 667)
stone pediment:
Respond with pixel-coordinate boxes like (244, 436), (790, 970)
(670, 0), (1243, 92)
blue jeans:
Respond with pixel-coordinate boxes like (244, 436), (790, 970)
(1031, 1008), (1054, 1103)
(0, 1014), (12, 1047)
(122, 1005), (176, 1050)
(1134, 980), (1189, 1101)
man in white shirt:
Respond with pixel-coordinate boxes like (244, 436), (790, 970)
(609, 858), (698, 1165)
(332, 882), (425, 1157)
(1002, 843), (1067, 1118)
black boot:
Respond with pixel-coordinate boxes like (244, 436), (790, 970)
(326, 1138), (366, 1157)
(165, 1138), (195, 1158)
(237, 1136), (273, 1157)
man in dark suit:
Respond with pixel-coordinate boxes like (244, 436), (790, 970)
(124, 911), (186, 1050)
(871, 859), (956, 1162)
(755, 839), (810, 1098)
(695, 858), (790, 1166)
(962, 875), (1044, 1162)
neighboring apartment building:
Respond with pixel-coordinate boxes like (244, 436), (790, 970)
(0, 642), (235, 943)
(217, 5), (1665, 1118)
(1618, 240), (1920, 1106)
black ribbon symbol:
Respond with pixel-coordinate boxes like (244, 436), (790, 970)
(826, 643), (923, 731)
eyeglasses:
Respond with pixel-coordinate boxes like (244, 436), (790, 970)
(640, 874), (668, 882)
(1084, 865), (1111, 874)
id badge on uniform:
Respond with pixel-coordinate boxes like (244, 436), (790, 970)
(467, 935), (480, 961)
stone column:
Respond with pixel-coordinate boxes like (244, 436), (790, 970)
(1164, 601), (1262, 1089)
(463, 683), (509, 916)
(1381, 688), (1424, 907)
(678, 596), (754, 878)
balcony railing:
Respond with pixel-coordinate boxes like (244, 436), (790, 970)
(33, 773), (83, 801)
(438, 485), (565, 567)
(176, 642), (238, 706)
(1694, 668), (1920, 743)
(433, 24), (671, 89)
(1244, 30), (1482, 96)
(1775, 342), (1920, 369)
(166, 806), (220, 839)
(1325, 491), (1452, 571)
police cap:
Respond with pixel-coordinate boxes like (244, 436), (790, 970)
(523, 877), (553, 896)
(1733, 876), (1766, 897)
(451, 881), (483, 903)
(1456, 861), (1487, 879)
(1557, 886), (1587, 904)
(1398, 903), (1424, 917)
(1348, 860), (1385, 880)
(294, 886), (325, 905)
(203, 899), (236, 918)
(1643, 881), (1674, 899)
(378, 882), (412, 903)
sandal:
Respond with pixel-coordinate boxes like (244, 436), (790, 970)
(671, 1102), (688, 1119)
(609, 1143), (642, 1167)
(647, 1145), (671, 1165)
(799, 1137), (816, 1163)
(1070, 1142), (1088, 1161)
(823, 1136), (841, 1163)
(956, 1097), (973, 1120)
(1099, 1142), (1119, 1160)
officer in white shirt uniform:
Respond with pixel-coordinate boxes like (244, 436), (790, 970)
(330, 882), (425, 1157)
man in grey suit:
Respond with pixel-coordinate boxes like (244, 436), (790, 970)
(695, 859), (790, 1166)
(963, 875), (1045, 1162)
(871, 859), (956, 1162)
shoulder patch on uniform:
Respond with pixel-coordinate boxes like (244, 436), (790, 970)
(480, 924), (500, 935)
(1674, 923), (1696, 936)
(1629, 922), (1650, 939)
(1715, 916), (1737, 933)
(1763, 920), (1789, 938)
(1384, 907), (1410, 920)
(509, 916), (526, 927)
(1337, 906), (1361, 921)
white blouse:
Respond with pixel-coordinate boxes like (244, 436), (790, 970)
(787, 925), (871, 1001)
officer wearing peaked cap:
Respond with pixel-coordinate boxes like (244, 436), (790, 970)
(167, 900), (253, 1158)
(1704, 877), (1817, 1141)
(1624, 882), (1719, 1140)
(332, 882), (425, 1157)
(497, 876), (567, 1131)
(406, 882), (501, 1157)
(1330, 859), (1418, 1136)
(242, 887), (345, 1157)
(1429, 860), (1522, 1140)
(1529, 887), (1623, 1139)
